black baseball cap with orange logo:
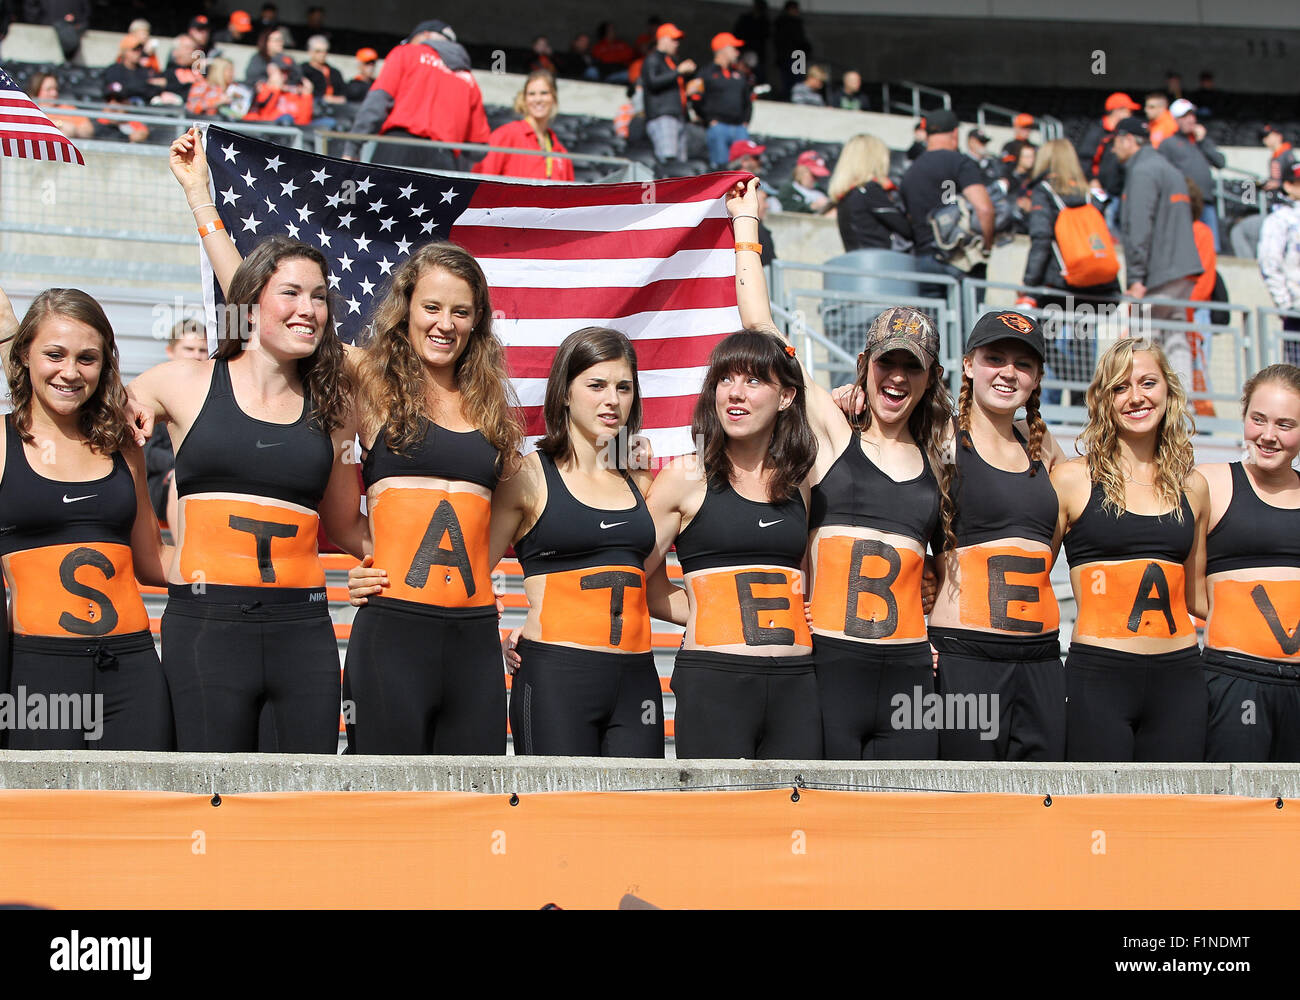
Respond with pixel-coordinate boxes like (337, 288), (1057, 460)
(966, 310), (1045, 360)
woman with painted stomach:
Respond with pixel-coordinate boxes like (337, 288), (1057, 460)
(928, 310), (1070, 761)
(1198, 364), (1300, 761)
(729, 177), (953, 760)
(646, 328), (819, 760)
(1052, 338), (1210, 762)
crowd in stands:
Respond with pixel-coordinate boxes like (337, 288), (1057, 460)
(7, 5), (1299, 335)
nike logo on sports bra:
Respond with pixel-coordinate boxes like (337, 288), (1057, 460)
(600, 520), (628, 529)
(255, 440), (284, 449)
(758, 518), (784, 528)
(62, 494), (97, 503)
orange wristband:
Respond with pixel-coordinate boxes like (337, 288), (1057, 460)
(198, 218), (225, 238)
(734, 241), (763, 254)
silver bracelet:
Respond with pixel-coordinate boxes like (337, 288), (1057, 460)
(190, 202), (216, 213)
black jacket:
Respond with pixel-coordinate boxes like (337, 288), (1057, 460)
(103, 62), (160, 103)
(836, 182), (912, 252)
(1022, 179), (1120, 295)
(642, 49), (687, 121)
(694, 63), (751, 125)
(1076, 120), (1124, 197)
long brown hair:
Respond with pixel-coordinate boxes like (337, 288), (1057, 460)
(6, 288), (132, 454)
(851, 309), (957, 550)
(1078, 337), (1195, 519)
(355, 242), (523, 465)
(216, 235), (352, 433)
(691, 329), (816, 502)
(537, 326), (641, 468)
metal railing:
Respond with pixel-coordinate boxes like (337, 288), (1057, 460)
(1213, 164), (1266, 220)
(38, 101), (306, 147)
(975, 106), (1062, 142)
(1256, 305), (1300, 366)
(312, 129), (646, 183)
(880, 81), (952, 119)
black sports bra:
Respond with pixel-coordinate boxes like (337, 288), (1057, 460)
(809, 435), (938, 544)
(1064, 482), (1194, 567)
(948, 425), (1056, 549)
(362, 418), (500, 491)
(675, 480), (808, 575)
(174, 358), (333, 510)
(1206, 462), (1300, 575)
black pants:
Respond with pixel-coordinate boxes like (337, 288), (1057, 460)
(510, 638), (663, 758)
(932, 628), (1066, 761)
(1065, 642), (1206, 762)
(1204, 647), (1300, 762)
(373, 127), (460, 172)
(672, 648), (821, 760)
(7, 631), (172, 751)
(344, 597), (506, 755)
(161, 585), (339, 754)
(815, 634), (937, 760)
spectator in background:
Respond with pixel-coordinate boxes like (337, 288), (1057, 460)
(830, 69), (865, 111)
(302, 6), (327, 39)
(1000, 113), (1034, 176)
(26, 72), (92, 138)
(564, 33), (601, 82)
(530, 36), (557, 74)
(300, 34), (346, 108)
(1262, 124), (1296, 195)
(1018, 139), (1121, 398)
(185, 56), (246, 119)
(258, 3), (295, 48)
(344, 47), (378, 103)
(1144, 91), (1178, 148)
(344, 19), (489, 172)
(244, 61), (313, 126)
(899, 108), (995, 286)
(733, 0), (770, 83)
(1191, 70), (1215, 111)
(214, 10), (254, 46)
(1159, 98), (1226, 250)
(777, 150), (831, 214)
(1077, 91), (1139, 234)
(828, 134), (911, 252)
(772, 0), (811, 100)
(145, 319), (209, 531)
(160, 34), (201, 104)
(1112, 115), (1203, 386)
(32, 0), (88, 64)
(126, 18), (160, 73)
(966, 128), (1000, 186)
(244, 27), (299, 85)
(104, 35), (165, 104)
(473, 71), (574, 182)
(695, 32), (753, 170)
(905, 120), (926, 161)
(188, 15), (212, 57)
(729, 138), (783, 212)
(1258, 162), (1300, 363)
(1006, 142), (1037, 231)
(1165, 70), (1183, 100)
(642, 22), (696, 178)
(1185, 178), (1219, 414)
(593, 21), (637, 83)
(790, 63), (827, 106)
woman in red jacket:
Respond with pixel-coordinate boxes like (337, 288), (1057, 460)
(473, 71), (575, 182)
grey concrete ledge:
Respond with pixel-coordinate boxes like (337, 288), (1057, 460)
(2, 751), (1300, 798)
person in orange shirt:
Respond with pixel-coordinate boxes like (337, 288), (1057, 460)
(472, 71), (575, 181)
(1186, 180), (1218, 416)
(1144, 92), (1178, 148)
(26, 73), (92, 139)
(244, 62), (314, 125)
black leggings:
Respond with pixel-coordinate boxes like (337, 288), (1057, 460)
(509, 638), (663, 758)
(1065, 642), (1206, 762)
(6, 631), (173, 751)
(815, 634), (937, 760)
(1204, 647), (1300, 762)
(932, 628), (1066, 762)
(672, 648), (821, 760)
(344, 597), (506, 755)
(160, 585), (339, 753)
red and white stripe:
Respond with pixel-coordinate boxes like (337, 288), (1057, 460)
(0, 81), (86, 165)
(451, 173), (743, 458)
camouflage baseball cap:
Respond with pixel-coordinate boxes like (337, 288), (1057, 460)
(863, 306), (939, 366)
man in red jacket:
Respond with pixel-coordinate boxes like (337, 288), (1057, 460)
(343, 18), (489, 171)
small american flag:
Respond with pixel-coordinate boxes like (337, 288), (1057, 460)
(200, 125), (742, 457)
(0, 64), (85, 164)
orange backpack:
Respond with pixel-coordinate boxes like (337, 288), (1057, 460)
(1047, 186), (1119, 288)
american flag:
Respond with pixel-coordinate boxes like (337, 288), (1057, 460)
(0, 64), (85, 164)
(201, 125), (742, 457)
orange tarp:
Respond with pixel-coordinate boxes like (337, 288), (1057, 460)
(0, 788), (1296, 909)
